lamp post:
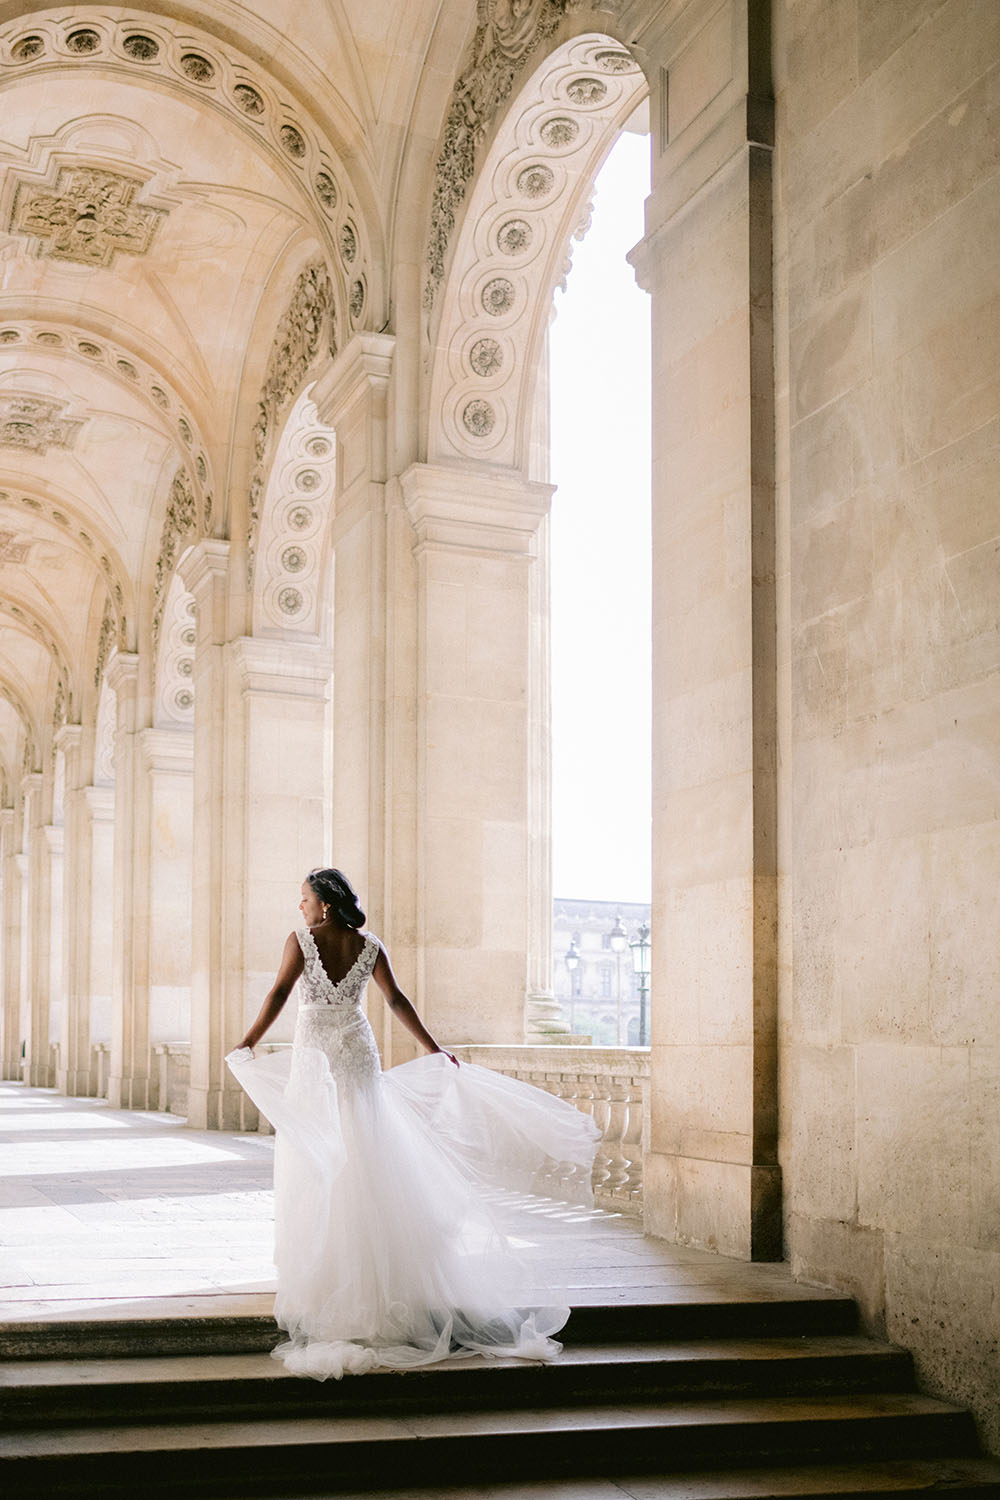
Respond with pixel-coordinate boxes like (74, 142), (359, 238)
(629, 921), (651, 1046)
(564, 939), (580, 1034)
(608, 914), (628, 1045)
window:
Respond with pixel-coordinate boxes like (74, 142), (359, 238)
(599, 966), (612, 998)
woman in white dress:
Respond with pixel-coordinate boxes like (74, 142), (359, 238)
(225, 867), (600, 1380)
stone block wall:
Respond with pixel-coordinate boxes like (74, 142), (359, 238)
(774, 0), (1000, 1451)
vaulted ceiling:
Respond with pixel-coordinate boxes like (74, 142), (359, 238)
(0, 0), (476, 792)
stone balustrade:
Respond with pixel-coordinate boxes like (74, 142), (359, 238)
(153, 1043), (191, 1115)
(449, 1045), (649, 1215)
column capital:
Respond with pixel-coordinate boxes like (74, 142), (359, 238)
(84, 785), (115, 822)
(399, 461), (553, 559)
(43, 823), (64, 854)
(0, 806), (14, 832)
(54, 722), (83, 757)
(20, 770), (43, 800)
(230, 636), (332, 698)
(105, 651), (139, 697)
(310, 332), (395, 429)
(179, 538), (230, 645)
(138, 726), (194, 775)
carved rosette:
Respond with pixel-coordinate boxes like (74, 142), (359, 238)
(10, 165), (167, 268)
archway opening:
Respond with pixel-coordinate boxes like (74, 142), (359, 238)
(550, 112), (651, 1046)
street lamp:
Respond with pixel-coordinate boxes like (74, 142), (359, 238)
(629, 921), (651, 1046)
(607, 914), (628, 1043)
(564, 940), (580, 1033)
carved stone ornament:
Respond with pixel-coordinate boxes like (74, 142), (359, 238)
(10, 166), (168, 269)
(566, 76), (607, 105)
(152, 467), (197, 644)
(469, 336), (504, 376)
(462, 398), (496, 437)
(0, 393), (83, 453)
(595, 48), (637, 72)
(517, 163), (555, 198)
(0, 528), (30, 564)
(497, 218), (532, 254)
(539, 116), (579, 147)
(278, 586), (303, 614)
(93, 596), (115, 689)
(481, 276), (516, 315)
(246, 263), (337, 576)
(424, 0), (581, 308)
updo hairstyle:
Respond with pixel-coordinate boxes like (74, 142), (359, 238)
(305, 867), (366, 930)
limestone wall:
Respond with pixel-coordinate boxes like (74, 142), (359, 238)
(774, 0), (1000, 1450)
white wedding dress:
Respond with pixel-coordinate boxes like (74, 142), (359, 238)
(226, 928), (601, 1380)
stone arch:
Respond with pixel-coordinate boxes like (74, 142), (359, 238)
(251, 389), (337, 641)
(0, 316), (216, 521)
(427, 33), (646, 472)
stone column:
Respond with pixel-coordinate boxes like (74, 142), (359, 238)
(139, 729), (194, 1100)
(55, 725), (92, 1096)
(180, 539), (243, 1129)
(106, 652), (150, 1110)
(399, 460), (558, 1046)
(311, 335), (403, 1059)
(629, 8), (780, 1258)
(232, 636), (332, 1091)
(0, 806), (20, 1081)
(21, 771), (54, 1087)
(84, 785), (115, 1091)
(43, 821), (64, 1088)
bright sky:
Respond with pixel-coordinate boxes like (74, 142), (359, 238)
(549, 130), (652, 905)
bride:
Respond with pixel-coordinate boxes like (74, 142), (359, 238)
(225, 867), (601, 1380)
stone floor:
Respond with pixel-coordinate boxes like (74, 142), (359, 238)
(0, 1079), (827, 1323)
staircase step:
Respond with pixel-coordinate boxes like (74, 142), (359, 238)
(0, 1336), (913, 1427)
(0, 1290), (857, 1361)
(0, 1392), (979, 1497)
(231, 1456), (1000, 1499)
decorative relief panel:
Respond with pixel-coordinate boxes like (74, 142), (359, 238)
(0, 13), (370, 313)
(252, 392), (336, 638)
(154, 575), (195, 727)
(10, 165), (167, 268)
(152, 466), (196, 644)
(425, 0), (583, 308)
(0, 528), (30, 564)
(93, 596), (115, 689)
(0, 393), (83, 452)
(428, 32), (645, 466)
(247, 262), (336, 576)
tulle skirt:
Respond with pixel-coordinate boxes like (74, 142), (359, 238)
(226, 1040), (601, 1379)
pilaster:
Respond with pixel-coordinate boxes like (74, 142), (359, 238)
(399, 460), (563, 1045)
(106, 652), (149, 1110)
(55, 724), (93, 1096)
(629, 0), (780, 1259)
(21, 771), (52, 1086)
(0, 806), (19, 1080)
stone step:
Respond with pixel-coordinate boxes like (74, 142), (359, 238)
(0, 1335), (913, 1427)
(0, 1392), (979, 1497)
(0, 1289), (858, 1361)
(229, 1456), (1000, 1499)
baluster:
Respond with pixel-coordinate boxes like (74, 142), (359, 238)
(622, 1074), (645, 1207)
(604, 1082), (631, 1195)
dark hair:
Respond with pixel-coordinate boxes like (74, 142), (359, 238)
(305, 867), (365, 929)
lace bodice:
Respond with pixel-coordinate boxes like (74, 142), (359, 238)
(296, 927), (378, 1009)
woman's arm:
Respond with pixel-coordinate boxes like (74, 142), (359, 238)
(235, 932), (304, 1052)
(371, 943), (458, 1065)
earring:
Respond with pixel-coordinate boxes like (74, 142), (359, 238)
(321, 903), (330, 921)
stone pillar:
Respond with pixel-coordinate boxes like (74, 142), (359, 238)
(21, 772), (54, 1087)
(399, 460), (558, 1045)
(181, 539), (243, 1129)
(106, 653), (150, 1110)
(54, 725), (90, 1096)
(233, 637), (332, 1080)
(139, 729), (194, 1093)
(84, 786), (115, 1091)
(630, 6), (780, 1259)
(0, 806), (20, 1081)
(43, 821), (64, 1087)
